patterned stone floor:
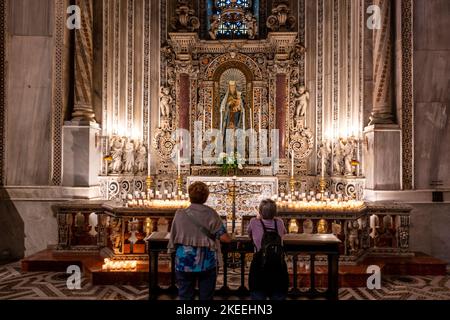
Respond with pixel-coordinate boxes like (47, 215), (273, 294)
(1, 262), (449, 300)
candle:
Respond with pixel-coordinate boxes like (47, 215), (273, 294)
(321, 142), (326, 178)
(177, 147), (181, 176)
(291, 150), (294, 178)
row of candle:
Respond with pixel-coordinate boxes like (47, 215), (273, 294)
(276, 198), (365, 212)
(127, 199), (191, 209)
(102, 258), (138, 271)
(274, 191), (352, 202)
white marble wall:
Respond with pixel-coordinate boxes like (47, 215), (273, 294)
(409, 203), (450, 263)
(414, 0), (450, 189)
(5, 0), (54, 186)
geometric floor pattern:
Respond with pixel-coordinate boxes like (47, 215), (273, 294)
(1, 262), (449, 300)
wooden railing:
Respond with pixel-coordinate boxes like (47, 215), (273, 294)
(146, 232), (341, 300)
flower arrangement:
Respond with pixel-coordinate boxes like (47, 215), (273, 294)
(218, 152), (244, 175)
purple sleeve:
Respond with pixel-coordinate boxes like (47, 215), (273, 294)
(247, 218), (254, 237)
(278, 218), (287, 235)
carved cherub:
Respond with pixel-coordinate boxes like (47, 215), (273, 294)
(293, 85), (309, 118)
(160, 87), (173, 119)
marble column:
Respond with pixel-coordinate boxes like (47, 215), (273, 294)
(72, 0), (96, 122)
(62, 0), (100, 187)
(276, 74), (287, 158)
(363, 0), (401, 191)
(178, 73), (190, 131)
(369, 0), (395, 125)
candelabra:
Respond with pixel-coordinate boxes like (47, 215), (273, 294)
(208, 176), (262, 234)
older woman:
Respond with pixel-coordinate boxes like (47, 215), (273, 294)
(247, 199), (289, 300)
(168, 182), (231, 300)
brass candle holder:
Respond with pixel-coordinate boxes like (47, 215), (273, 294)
(319, 177), (327, 194)
(289, 176), (296, 195)
(177, 175), (183, 197)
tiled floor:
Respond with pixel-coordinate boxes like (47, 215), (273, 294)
(1, 262), (449, 300)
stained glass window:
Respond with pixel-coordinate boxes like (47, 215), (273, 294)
(210, 0), (258, 39)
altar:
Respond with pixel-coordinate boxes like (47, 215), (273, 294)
(187, 176), (278, 233)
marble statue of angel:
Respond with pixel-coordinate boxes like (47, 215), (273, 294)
(343, 139), (356, 176)
(135, 142), (147, 173)
(293, 85), (309, 118)
(123, 139), (135, 173)
(244, 12), (258, 39)
(333, 139), (344, 175)
(160, 87), (173, 119)
(209, 14), (220, 40)
(110, 136), (124, 173)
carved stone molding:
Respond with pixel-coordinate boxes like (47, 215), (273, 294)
(169, 32), (198, 61)
(0, 0), (7, 186)
(266, 0), (296, 32)
(170, 0), (200, 32)
(51, 0), (67, 186)
(401, 0), (414, 190)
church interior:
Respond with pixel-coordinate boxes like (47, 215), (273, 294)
(0, 0), (449, 301)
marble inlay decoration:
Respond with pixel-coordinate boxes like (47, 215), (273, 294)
(401, 0), (414, 190)
(0, 0), (6, 186)
(51, 0), (66, 186)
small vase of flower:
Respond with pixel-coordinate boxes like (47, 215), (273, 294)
(218, 152), (244, 176)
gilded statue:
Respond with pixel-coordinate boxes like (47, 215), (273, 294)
(109, 218), (122, 254)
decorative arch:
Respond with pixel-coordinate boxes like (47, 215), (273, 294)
(205, 53), (263, 81)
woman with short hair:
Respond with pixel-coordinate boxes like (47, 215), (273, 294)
(168, 182), (231, 300)
(247, 199), (289, 300)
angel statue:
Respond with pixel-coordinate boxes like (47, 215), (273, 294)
(244, 12), (258, 39)
(135, 142), (147, 173)
(123, 139), (135, 173)
(343, 138), (356, 176)
(293, 85), (309, 118)
(110, 136), (124, 173)
(209, 14), (220, 40)
(333, 139), (345, 175)
(160, 87), (173, 119)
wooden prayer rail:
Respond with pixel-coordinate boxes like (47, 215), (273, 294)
(146, 232), (341, 300)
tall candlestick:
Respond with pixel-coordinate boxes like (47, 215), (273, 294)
(291, 150), (294, 178)
(321, 142), (325, 178)
(177, 147), (181, 176)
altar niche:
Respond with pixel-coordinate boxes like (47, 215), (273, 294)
(195, 53), (271, 168)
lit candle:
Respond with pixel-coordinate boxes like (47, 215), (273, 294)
(291, 150), (294, 178)
(177, 147), (181, 176)
(321, 141), (326, 178)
